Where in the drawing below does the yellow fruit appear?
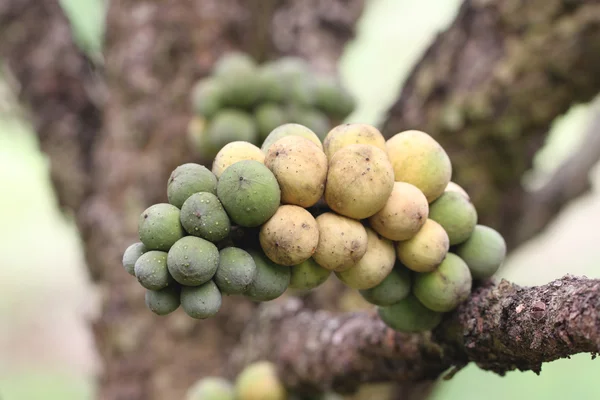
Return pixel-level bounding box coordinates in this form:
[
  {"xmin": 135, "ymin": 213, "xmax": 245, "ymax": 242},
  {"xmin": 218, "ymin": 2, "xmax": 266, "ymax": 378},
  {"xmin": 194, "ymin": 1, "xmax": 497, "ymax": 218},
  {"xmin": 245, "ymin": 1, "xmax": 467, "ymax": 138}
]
[
  {"xmin": 235, "ymin": 361, "xmax": 287, "ymax": 400},
  {"xmin": 396, "ymin": 219, "xmax": 449, "ymax": 272},
  {"xmin": 445, "ymin": 181, "xmax": 470, "ymax": 200},
  {"xmin": 212, "ymin": 141, "xmax": 265, "ymax": 178},
  {"xmin": 323, "ymin": 123, "xmax": 386, "ymax": 160}
]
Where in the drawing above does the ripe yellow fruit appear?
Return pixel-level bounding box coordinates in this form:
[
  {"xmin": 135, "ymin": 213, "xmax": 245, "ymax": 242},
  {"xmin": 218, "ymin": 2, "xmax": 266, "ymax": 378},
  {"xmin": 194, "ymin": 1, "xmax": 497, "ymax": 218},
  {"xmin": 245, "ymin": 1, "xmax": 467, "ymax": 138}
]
[
  {"xmin": 212, "ymin": 141, "xmax": 265, "ymax": 178},
  {"xmin": 396, "ymin": 219, "xmax": 449, "ymax": 272},
  {"xmin": 323, "ymin": 123, "xmax": 386, "ymax": 160},
  {"xmin": 235, "ymin": 361, "xmax": 287, "ymax": 400}
]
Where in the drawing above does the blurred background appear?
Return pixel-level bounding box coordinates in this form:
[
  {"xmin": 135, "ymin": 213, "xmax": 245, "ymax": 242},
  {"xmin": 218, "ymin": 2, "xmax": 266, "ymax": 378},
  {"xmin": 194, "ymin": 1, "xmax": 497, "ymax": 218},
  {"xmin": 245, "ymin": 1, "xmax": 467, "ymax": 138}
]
[{"xmin": 1, "ymin": 0, "xmax": 599, "ymax": 399}]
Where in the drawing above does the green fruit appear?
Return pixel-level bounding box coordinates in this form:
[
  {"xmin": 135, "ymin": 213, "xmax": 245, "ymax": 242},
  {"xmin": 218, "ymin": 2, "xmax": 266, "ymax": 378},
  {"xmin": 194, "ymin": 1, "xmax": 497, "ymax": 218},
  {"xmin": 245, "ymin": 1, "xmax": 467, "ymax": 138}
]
[
  {"xmin": 378, "ymin": 294, "xmax": 443, "ymax": 333},
  {"xmin": 181, "ymin": 280, "xmax": 222, "ymax": 319},
  {"xmin": 207, "ymin": 109, "xmax": 259, "ymax": 149},
  {"xmin": 167, "ymin": 163, "xmax": 218, "ymax": 208},
  {"xmin": 214, "ymin": 247, "xmax": 257, "ymax": 295},
  {"xmin": 271, "ymin": 56, "xmax": 309, "ymax": 82},
  {"xmin": 245, "ymin": 249, "xmax": 291, "ymax": 302},
  {"xmin": 190, "ymin": 78, "xmax": 222, "ymax": 119},
  {"xmin": 429, "ymin": 191, "xmax": 477, "ymax": 245},
  {"xmin": 216, "ymin": 160, "xmax": 281, "ymax": 227},
  {"xmin": 255, "ymin": 103, "xmax": 288, "ymax": 141},
  {"xmin": 213, "ymin": 53, "xmax": 261, "ymax": 109},
  {"xmin": 260, "ymin": 123, "xmax": 323, "ymax": 153},
  {"xmin": 167, "ymin": 236, "xmax": 219, "ymax": 286},
  {"xmin": 314, "ymin": 77, "xmax": 356, "ymax": 118},
  {"xmin": 186, "ymin": 377, "xmax": 235, "ymax": 400},
  {"xmin": 187, "ymin": 117, "xmax": 219, "ymax": 160},
  {"xmin": 256, "ymin": 65, "xmax": 287, "ymax": 103},
  {"xmin": 145, "ymin": 285, "xmax": 181, "ymax": 316},
  {"xmin": 455, "ymin": 225, "xmax": 506, "ymax": 279},
  {"xmin": 289, "ymin": 78, "xmax": 316, "ymax": 107},
  {"xmin": 134, "ymin": 250, "xmax": 173, "ymax": 290},
  {"xmin": 289, "ymin": 108, "xmax": 330, "ymax": 140},
  {"xmin": 213, "ymin": 51, "xmax": 256, "ymax": 77},
  {"xmin": 413, "ymin": 253, "xmax": 472, "ymax": 312},
  {"xmin": 235, "ymin": 361, "xmax": 287, "ymax": 400},
  {"xmin": 289, "ymin": 258, "xmax": 331, "ymax": 291},
  {"xmin": 180, "ymin": 192, "xmax": 231, "ymax": 242},
  {"xmin": 138, "ymin": 203, "xmax": 185, "ymax": 251},
  {"xmin": 359, "ymin": 265, "xmax": 411, "ymax": 306},
  {"xmin": 122, "ymin": 242, "xmax": 146, "ymax": 276}
]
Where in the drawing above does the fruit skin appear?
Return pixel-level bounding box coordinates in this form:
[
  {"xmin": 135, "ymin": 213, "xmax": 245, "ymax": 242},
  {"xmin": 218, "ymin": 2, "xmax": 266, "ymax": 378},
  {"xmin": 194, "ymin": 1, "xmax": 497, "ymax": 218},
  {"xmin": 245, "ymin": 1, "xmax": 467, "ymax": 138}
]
[
  {"xmin": 167, "ymin": 163, "xmax": 218, "ymax": 209},
  {"xmin": 323, "ymin": 123, "xmax": 386, "ymax": 160},
  {"xmin": 167, "ymin": 236, "xmax": 219, "ymax": 286},
  {"xmin": 289, "ymin": 108, "xmax": 331, "ymax": 141},
  {"xmin": 180, "ymin": 280, "xmax": 223, "ymax": 319},
  {"xmin": 212, "ymin": 141, "xmax": 265, "ymax": 179},
  {"xmin": 396, "ymin": 219, "xmax": 449, "ymax": 273},
  {"xmin": 138, "ymin": 203, "xmax": 186, "ymax": 251},
  {"xmin": 324, "ymin": 144, "xmax": 395, "ymax": 220},
  {"xmin": 265, "ymin": 136, "xmax": 328, "ymax": 207},
  {"xmin": 259, "ymin": 205, "xmax": 319, "ymax": 266},
  {"xmin": 245, "ymin": 249, "xmax": 291, "ymax": 302},
  {"xmin": 122, "ymin": 242, "xmax": 146, "ymax": 276},
  {"xmin": 312, "ymin": 212, "xmax": 368, "ymax": 272},
  {"xmin": 145, "ymin": 285, "xmax": 181, "ymax": 316},
  {"xmin": 235, "ymin": 361, "xmax": 287, "ymax": 400},
  {"xmin": 386, "ymin": 130, "xmax": 452, "ymax": 203},
  {"xmin": 335, "ymin": 228, "xmax": 396, "ymax": 290},
  {"xmin": 359, "ymin": 264, "xmax": 411, "ymax": 306},
  {"xmin": 134, "ymin": 250, "xmax": 173, "ymax": 290},
  {"xmin": 413, "ymin": 253, "xmax": 473, "ymax": 312},
  {"xmin": 445, "ymin": 181, "xmax": 470, "ymax": 199},
  {"xmin": 455, "ymin": 225, "xmax": 506, "ymax": 279},
  {"xmin": 313, "ymin": 77, "xmax": 356, "ymax": 119},
  {"xmin": 261, "ymin": 123, "xmax": 323, "ymax": 153},
  {"xmin": 216, "ymin": 160, "xmax": 281, "ymax": 228},
  {"xmin": 185, "ymin": 377, "xmax": 235, "ymax": 400},
  {"xmin": 378, "ymin": 294, "xmax": 443, "ymax": 333},
  {"xmin": 180, "ymin": 192, "xmax": 231, "ymax": 242},
  {"xmin": 256, "ymin": 66, "xmax": 287, "ymax": 104},
  {"xmin": 190, "ymin": 78, "xmax": 222, "ymax": 119},
  {"xmin": 207, "ymin": 109, "xmax": 259, "ymax": 150},
  {"xmin": 289, "ymin": 258, "xmax": 331, "ymax": 291},
  {"xmin": 213, "ymin": 51, "xmax": 256, "ymax": 77},
  {"xmin": 187, "ymin": 116, "xmax": 219, "ymax": 160},
  {"xmin": 214, "ymin": 247, "xmax": 257, "ymax": 295},
  {"xmin": 368, "ymin": 181, "xmax": 429, "ymax": 241},
  {"xmin": 429, "ymin": 191, "xmax": 477, "ymax": 245},
  {"xmin": 213, "ymin": 52, "xmax": 261, "ymax": 109},
  {"xmin": 255, "ymin": 103, "xmax": 288, "ymax": 141}
]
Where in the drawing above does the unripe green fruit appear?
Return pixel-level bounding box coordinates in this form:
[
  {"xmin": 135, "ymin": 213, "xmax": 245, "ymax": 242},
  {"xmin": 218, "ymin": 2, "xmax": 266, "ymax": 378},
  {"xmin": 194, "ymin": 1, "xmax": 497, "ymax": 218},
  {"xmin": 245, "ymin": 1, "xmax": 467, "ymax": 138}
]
[
  {"xmin": 180, "ymin": 192, "xmax": 231, "ymax": 242},
  {"xmin": 167, "ymin": 236, "xmax": 219, "ymax": 286},
  {"xmin": 261, "ymin": 123, "xmax": 323, "ymax": 153},
  {"xmin": 190, "ymin": 78, "xmax": 222, "ymax": 119},
  {"xmin": 235, "ymin": 361, "xmax": 287, "ymax": 400},
  {"xmin": 213, "ymin": 52, "xmax": 256, "ymax": 77},
  {"xmin": 445, "ymin": 181, "xmax": 470, "ymax": 199},
  {"xmin": 313, "ymin": 76, "xmax": 356, "ymax": 119},
  {"xmin": 455, "ymin": 225, "xmax": 506, "ymax": 279},
  {"xmin": 289, "ymin": 108, "xmax": 331, "ymax": 140},
  {"xmin": 167, "ymin": 163, "xmax": 218, "ymax": 209},
  {"xmin": 207, "ymin": 110, "xmax": 259, "ymax": 149},
  {"xmin": 378, "ymin": 294, "xmax": 443, "ymax": 333},
  {"xmin": 256, "ymin": 66, "xmax": 287, "ymax": 103},
  {"xmin": 145, "ymin": 285, "xmax": 181, "ymax": 316},
  {"xmin": 271, "ymin": 56, "xmax": 309, "ymax": 82},
  {"xmin": 138, "ymin": 203, "xmax": 185, "ymax": 251},
  {"xmin": 396, "ymin": 219, "xmax": 449, "ymax": 272},
  {"xmin": 187, "ymin": 117, "xmax": 219, "ymax": 161},
  {"xmin": 214, "ymin": 247, "xmax": 257, "ymax": 295},
  {"xmin": 359, "ymin": 265, "xmax": 411, "ymax": 306},
  {"xmin": 429, "ymin": 191, "xmax": 478, "ymax": 245},
  {"xmin": 186, "ymin": 377, "xmax": 235, "ymax": 400},
  {"xmin": 289, "ymin": 258, "xmax": 331, "ymax": 291},
  {"xmin": 245, "ymin": 249, "xmax": 291, "ymax": 302},
  {"xmin": 289, "ymin": 78, "xmax": 316, "ymax": 107},
  {"xmin": 212, "ymin": 141, "xmax": 266, "ymax": 179},
  {"xmin": 134, "ymin": 250, "xmax": 173, "ymax": 290},
  {"xmin": 216, "ymin": 160, "xmax": 281, "ymax": 228},
  {"xmin": 122, "ymin": 242, "xmax": 146, "ymax": 276},
  {"xmin": 255, "ymin": 103, "xmax": 288, "ymax": 141},
  {"xmin": 219, "ymin": 73, "xmax": 263, "ymax": 109},
  {"xmin": 413, "ymin": 253, "xmax": 472, "ymax": 312},
  {"xmin": 181, "ymin": 280, "xmax": 222, "ymax": 319}
]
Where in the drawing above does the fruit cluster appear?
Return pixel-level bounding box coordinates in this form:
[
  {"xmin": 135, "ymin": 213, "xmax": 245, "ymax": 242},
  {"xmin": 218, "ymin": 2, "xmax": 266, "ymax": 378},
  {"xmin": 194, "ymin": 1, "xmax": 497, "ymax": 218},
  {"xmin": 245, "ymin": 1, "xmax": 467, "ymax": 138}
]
[
  {"xmin": 187, "ymin": 51, "xmax": 356, "ymax": 161},
  {"xmin": 122, "ymin": 122, "xmax": 507, "ymax": 333}
]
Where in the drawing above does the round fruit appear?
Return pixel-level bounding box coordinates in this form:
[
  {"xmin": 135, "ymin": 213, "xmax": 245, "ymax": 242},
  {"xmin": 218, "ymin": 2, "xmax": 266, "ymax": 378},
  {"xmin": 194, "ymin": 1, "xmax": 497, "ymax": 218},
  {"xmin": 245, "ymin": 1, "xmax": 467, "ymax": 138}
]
[
  {"xmin": 190, "ymin": 78, "xmax": 222, "ymax": 119},
  {"xmin": 167, "ymin": 236, "xmax": 219, "ymax": 286},
  {"xmin": 289, "ymin": 258, "xmax": 331, "ymax": 291},
  {"xmin": 368, "ymin": 181, "xmax": 429, "ymax": 241},
  {"xmin": 245, "ymin": 249, "xmax": 291, "ymax": 302},
  {"xmin": 207, "ymin": 110, "xmax": 259, "ymax": 149},
  {"xmin": 212, "ymin": 141, "xmax": 265, "ymax": 179},
  {"xmin": 335, "ymin": 228, "xmax": 396, "ymax": 290},
  {"xmin": 396, "ymin": 219, "xmax": 449, "ymax": 273},
  {"xmin": 265, "ymin": 136, "xmax": 328, "ymax": 207},
  {"xmin": 445, "ymin": 181, "xmax": 470, "ymax": 199},
  {"xmin": 386, "ymin": 130, "xmax": 452, "ymax": 203},
  {"xmin": 167, "ymin": 163, "xmax": 218, "ymax": 209},
  {"xmin": 186, "ymin": 377, "xmax": 235, "ymax": 400},
  {"xmin": 323, "ymin": 123, "xmax": 386, "ymax": 160},
  {"xmin": 260, "ymin": 123, "xmax": 323, "ymax": 153},
  {"xmin": 216, "ymin": 160, "xmax": 281, "ymax": 227},
  {"xmin": 214, "ymin": 247, "xmax": 257, "ymax": 295},
  {"xmin": 122, "ymin": 242, "xmax": 146, "ymax": 276},
  {"xmin": 271, "ymin": 56, "xmax": 309, "ymax": 82},
  {"xmin": 259, "ymin": 205, "xmax": 319, "ymax": 266},
  {"xmin": 359, "ymin": 265, "xmax": 411, "ymax": 306},
  {"xmin": 313, "ymin": 77, "xmax": 356, "ymax": 118},
  {"xmin": 255, "ymin": 103, "xmax": 288, "ymax": 141},
  {"xmin": 134, "ymin": 250, "xmax": 173, "ymax": 290},
  {"xmin": 429, "ymin": 191, "xmax": 477, "ymax": 245},
  {"xmin": 289, "ymin": 108, "xmax": 330, "ymax": 140},
  {"xmin": 378, "ymin": 295, "xmax": 443, "ymax": 333},
  {"xmin": 213, "ymin": 53, "xmax": 261, "ymax": 108},
  {"xmin": 180, "ymin": 192, "xmax": 231, "ymax": 242},
  {"xmin": 213, "ymin": 51, "xmax": 256, "ymax": 77},
  {"xmin": 312, "ymin": 212, "xmax": 368, "ymax": 272},
  {"xmin": 235, "ymin": 361, "xmax": 287, "ymax": 400},
  {"xmin": 256, "ymin": 66, "xmax": 286, "ymax": 103},
  {"xmin": 181, "ymin": 280, "xmax": 223, "ymax": 319},
  {"xmin": 188, "ymin": 116, "xmax": 219, "ymax": 160},
  {"xmin": 288, "ymin": 78, "xmax": 316, "ymax": 107},
  {"xmin": 455, "ymin": 225, "xmax": 506, "ymax": 279},
  {"xmin": 138, "ymin": 203, "xmax": 185, "ymax": 251},
  {"xmin": 145, "ymin": 285, "xmax": 181, "ymax": 316},
  {"xmin": 324, "ymin": 144, "xmax": 394, "ymax": 219}
]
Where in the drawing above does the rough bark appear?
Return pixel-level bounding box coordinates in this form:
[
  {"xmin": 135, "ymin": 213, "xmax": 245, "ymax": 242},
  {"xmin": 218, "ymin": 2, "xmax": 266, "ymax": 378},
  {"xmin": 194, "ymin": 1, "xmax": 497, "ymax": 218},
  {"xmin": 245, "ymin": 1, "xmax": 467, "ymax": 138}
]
[
  {"xmin": 382, "ymin": 0, "xmax": 600, "ymax": 249},
  {"xmin": 232, "ymin": 275, "xmax": 600, "ymax": 395}
]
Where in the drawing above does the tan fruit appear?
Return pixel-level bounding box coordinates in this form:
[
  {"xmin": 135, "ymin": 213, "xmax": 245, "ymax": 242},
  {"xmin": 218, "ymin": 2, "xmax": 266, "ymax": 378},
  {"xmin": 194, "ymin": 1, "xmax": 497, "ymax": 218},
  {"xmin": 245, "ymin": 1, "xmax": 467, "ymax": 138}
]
[
  {"xmin": 312, "ymin": 212, "xmax": 368, "ymax": 272},
  {"xmin": 324, "ymin": 144, "xmax": 395, "ymax": 219},
  {"xmin": 335, "ymin": 228, "xmax": 396, "ymax": 290},
  {"xmin": 396, "ymin": 219, "xmax": 449, "ymax": 272},
  {"xmin": 265, "ymin": 136, "xmax": 328, "ymax": 207},
  {"xmin": 259, "ymin": 205, "xmax": 319, "ymax": 266},
  {"xmin": 386, "ymin": 130, "xmax": 452, "ymax": 203},
  {"xmin": 235, "ymin": 361, "xmax": 287, "ymax": 400},
  {"xmin": 368, "ymin": 182, "xmax": 429, "ymax": 241},
  {"xmin": 323, "ymin": 123, "xmax": 386, "ymax": 160},
  {"xmin": 445, "ymin": 181, "xmax": 470, "ymax": 199},
  {"xmin": 212, "ymin": 141, "xmax": 265, "ymax": 178}
]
